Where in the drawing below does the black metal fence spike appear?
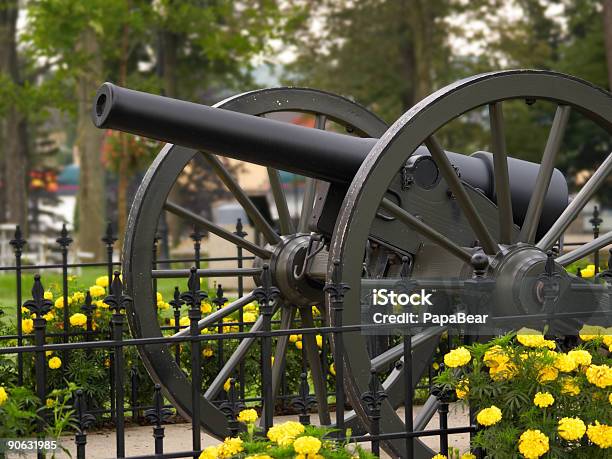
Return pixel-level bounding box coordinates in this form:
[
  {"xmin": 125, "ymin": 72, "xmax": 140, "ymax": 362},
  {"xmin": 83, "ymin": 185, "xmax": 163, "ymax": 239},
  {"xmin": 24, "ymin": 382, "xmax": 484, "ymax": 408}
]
[
  {"xmin": 81, "ymin": 291, "xmax": 96, "ymax": 315},
  {"xmin": 590, "ymin": 205, "xmax": 602, "ymax": 229},
  {"xmin": 74, "ymin": 389, "xmax": 96, "ymax": 432},
  {"xmin": 180, "ymin": 267, "xmax": 207, "ymax": 307},
  {"xmin": 102, "ymin": 221, "xmax": 117, "ymax": 246},
  {"xmin": 56, "ymin": 223, "xmax": 73, "ymax": 247},
  {"xmin": 219, "ymin": 378, "xmax": 245, "ymax": 436},
  {"xmin": 103, "ymin": 272, "xmax": 132, "ymax": 313},
  {"xmin": 324, "ymin": 259, "xmax": 350, "ymax": 304},
  {"xmin": 190, "ymin": 226, "xmax": 203, "ymax": 242},
  {"xmin": 212, "ymin": 284, "xmax": 227, "ymax": 309},
  {"xmin": 170, "ymin": 286, "xmax": 183, "ymax": 310},
  {"xmin": 144, "ymin": 384, "xmax": 172, "ymax": 427},
  {"xmin": 291, "ymin": 372, "xmax": 316, "ymax": 425},
  {"xmin": 253, "ymin": 265, "xmax": 280, "ymax": 312},
  {"xmin": 361, "ymin": 370, "xmax": 387, "ymax": 415},
  {"xmin": 23, "ymin": 275, "xmax": 53, "ymax": 318},
  {"xmin": 234, "ymin": 218, "xmax": 247, "ymax": 237},
  {"xmin": 10, "ymin": 225, "xmax": 26, "ymax": 252}
]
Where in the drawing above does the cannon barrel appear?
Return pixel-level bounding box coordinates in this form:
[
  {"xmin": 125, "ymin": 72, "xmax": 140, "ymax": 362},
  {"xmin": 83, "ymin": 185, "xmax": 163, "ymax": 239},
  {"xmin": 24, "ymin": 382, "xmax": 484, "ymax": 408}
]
[{"xmin": 92, "ymin": 83, "xmax": 568, "ymax": 233}]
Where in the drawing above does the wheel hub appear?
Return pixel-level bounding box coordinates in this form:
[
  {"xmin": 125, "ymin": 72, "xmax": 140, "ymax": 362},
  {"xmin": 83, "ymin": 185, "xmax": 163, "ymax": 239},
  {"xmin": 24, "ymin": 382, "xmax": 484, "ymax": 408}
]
[{"xmin": 256, "ymin": 234, "xmax": 324, "ymax": 307}]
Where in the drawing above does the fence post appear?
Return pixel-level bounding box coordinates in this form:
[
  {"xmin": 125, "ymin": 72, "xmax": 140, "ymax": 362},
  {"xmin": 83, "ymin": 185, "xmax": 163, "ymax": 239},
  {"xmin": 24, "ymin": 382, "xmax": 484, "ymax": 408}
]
[
  {"xmin": 254, "ymin": 265, "xmax": 279, "ymax": 432},
  {"xmin": 191, "ymin": 226, "xmax": 202, "ymax": 269},
  {"xmin": 324, "ymin": 259, "xmax": 349, "ymax": 437},
  {"xmin": 81, "ymin": 292, "xmax": 96, "ymax": 355},
  {"xmin": 180, "ymin": 267, "xmax": 206, "ymax": 458},
  {"xmin": 102, "ymin": 221, "xmax": 117, "ymax": 287},
  {"xmin": 56, "ymin": 225, "xmax": 72, "ymax": 361},
  {"xmin": 361, "ymin": 369, "xmax": 387, "ymax": 457},
  {"xmin": 220, "ymin": 378, "xmax": 245, "ymax": 437},
  {"xmin": 170, "ymin": 286, "xmax": 184, "ymax": 365},
  {"xmin": 590, "ymin": 205, "xmax": 602, "ymax": 274},
  {"xmin": 433, "ymin": 386, "xmax": 452, "ymax": 457},
  {"xmin": 212, "ymin": 284, "xmax": 228, "ymax": 384},
  {"xmin": 291, "ymin": 372, "xmax": 316, "ymax": 426},
  {"xmin": 144, "ymin": 384, "xmax": 172, "ymax": 458},
  {"xmin": 104, "ymin": 271, "xmax": 131, "ymax": 458},
  {"xmin": 130, "ymin": 366, "xmax": 140, "ymax": 422},
  {"xmin": 10, "ymin": 225, "xmax": 26, "ymax": 385},
  {"xmin": 234, "ymin": 218, "xmax": 247, "ymax": 401},
  {"xmin": 23, "ymin": 275, "xmax": 52, "ymax": 459},
  {"xmin": 74, "ymin": 389, "xmax": 95, "ymax": 459}
]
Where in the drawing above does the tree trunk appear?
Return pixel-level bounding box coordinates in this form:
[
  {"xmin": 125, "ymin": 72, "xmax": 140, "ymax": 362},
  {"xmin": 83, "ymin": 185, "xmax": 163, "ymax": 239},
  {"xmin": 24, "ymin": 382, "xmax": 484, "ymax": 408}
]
[
  {"xmin": 0, "ymin": 0, "xmax": 28, "ymax": 229},
  {"xmin": 604, "ymin": 0, "xmax": 612, "ymax": 91},
  {"xmin": 75, "ymin": 27, "xmax": 105, "ymax": 259}
]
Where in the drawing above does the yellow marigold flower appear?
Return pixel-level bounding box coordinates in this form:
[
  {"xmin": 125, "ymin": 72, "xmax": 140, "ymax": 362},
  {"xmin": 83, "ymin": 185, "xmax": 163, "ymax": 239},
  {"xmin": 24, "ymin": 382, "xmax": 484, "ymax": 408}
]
[
  {"xmin": 48, "ymin": 356, "xmax": 62, "ymax": 370},
  {"xmin": 460, "ymin": 454, "xmax": 476, "ymax": 459},
  {"xmin": 489, "ymin": 362, "xmax": 517, "ymax": 381},
  {"xmin": 295, "ymin": 340, "xmax": 303, "ymax": 350},
  {"xmin": 89, "ymin": 285, "xmax": 105, "ymax": 298},
  {"xmin": 533, "ymin": 392, "xmax": 554, "ymax": 408},
  {"xmin": 586, "ymin": 364, "xmax": 612, "ymax": 388},
  {"xmin": 289, "ymin": 334, "xmax": 301, "ymax": 343},
  {"xmin": 456, "ymin": 378, "xmax": 469, "ymax": 400},
  {"xmin": 96, "ymin": 276, "xmax": 109, "ymax": 288},
  {"xmin": 42, "ymin": 311, "xmax": 54, "ymax": 322},
  {"xmin": 45, "ymin": 351, "xmax": 53, "ymax": 357},
  {"xmin": 558, "ymin": 417, "xmax": 586, "ymax": 441},
  {"xmin": 0, "ymin": 386, "xmax": 8, "ymax": 405},
  {"xmin": 200, "ymin": 302, "xmax": 212, "ymax": 314},
  {"xmin": 223, "ymin": 379, "xmax": 232, "ymax": 392},
  {"xmin": 69, "ymin": 313, "xmax": 87, "ymax": 328},
  {"xmin": 46, "ymin": 398, "xmax": 55, "ymax": 408},
  {"xmin": 198, "ymin": 445, "xmax": 219, "ymax": 459},
  {"xmin": 96, "ymin": 300, "xmax": 108, "ymax": 309},
  {"xmin": 243, "ymin": 312, "xmax": 256, "ymax": 323},
  {"xmin": 44, "ymin": 291, "xmax": 53, "ymax": 300},
  {"xmin": 267, "ymin": 421, "xmax": 305, "ymax": 446},
  {"xmin": 246, "ymin": 456, "xmax": 273, "ymax": 459},
  {"xmin": 431, "ymin": 455, "xmax": 447, "ymax": 459},
  {"xmin": 72, "ymin": 291, "xmax": 85, "ymax": 303},
  {"xmin": 609, "ymin": 392, "xmax": 612, "ymax": 406},
  {"xmin": 579, "ymin": 324, "xmax": 605, "ymax": 341},
  {"xmin": 555, "ymin": 353, "xmax": 578, "ymax": 372},
  {"xmin": 516, "ymin": 328, "xmax": 546, "ymax": 347},
  {"xmin": 483, "ymin": 345, "xmax": 508, "ymax": 368},
  {"xmin": 22, "ymin": 318, "xmax": 33, "ymax": 334},
  {"xmin": 244, "ymin": 301, "xmax": 257, "ymax": 312},
  {"xmin": 587, "ymin": 421, "xmax": 612, "ymax": 448},
  {"xmin": 581, "ymin": 264, "xmax": 596, "ymax": 278},
  {"xmin": 312, "ymin": 305, "xmax": 320, "ymax": 316},
  {"xmin": 220, "ymin": 437, "xmax": 243, "ymax": 456},
  {"xmin": 561, "ymin": 378, "xmax": 581, "ymax": 396},
  {"xmin": 476, "ymin": 405, "xmax": 502, "ymax": 426},
  {"xmin": 518, "ymin": 429, "xmax": 549, "ymax": 458},
  {"xmin": 443, "ymin": 347, "xmax": 471, "ymax": 368},
  {"xmin": 237, "ymin": 408, "xmax": 258, "ymax": 423},
  {"xmin": 54, "ymin": 296, "xmax": 72, "ymax": 308},
  {"xmin": 293, "ymin": 436, "xmax": 322, "ymax": 455},
  {"xmin": 179, "ymin": 316, "xmax": 190, "ymax": 327},
  {"xmin": 568, "ymin": 349, "xmax": 592, "ymax": 367},
  {"xmin": 202, "ymin": 348, "xmax": 213, "ymax": 358},
  {"xmin": 329, "ymin": 363, "xmax": 336, "ymax": 376},
  {"xmin": 316, "ymin": 335, "xmax": 323, "ymax": 348},
  {"xmin": 537, "ymin": 366, "xmax": 558, "ymax": 383},
  {"xmin": 156, "ymin": 292, "xmax": 162, "ymax": 303}
]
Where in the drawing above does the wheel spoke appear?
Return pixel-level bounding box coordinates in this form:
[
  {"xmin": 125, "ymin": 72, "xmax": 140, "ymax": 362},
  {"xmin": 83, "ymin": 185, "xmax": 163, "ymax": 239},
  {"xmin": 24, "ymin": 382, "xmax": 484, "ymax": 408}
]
[
  {"xmin": 152, "ymin": 268, "xmax": 261, "ymax": 279},
  {"xmin": 164, "ymin": 201, "xmax": 272, "ymax": 259},
  {"xmin": 414, "ymin": 394, "xmax": 440, "ymax": 430},
  {"xmin": 201, "ymin": 152, "xmax": 281, "ymax": 244},
  {"xmin": 538, "ymin": 151, "xmax": 612, "ymax": 251},
  {"xmin": 172, "ymin": 294, "xmax": 256, "ymax": 338},
  {"xmin": 380, "ymin": 198, "xmax": 472, "ymax": 263},
  {"xmin": 370, "ymin": 327, "xmax": 445, "ymax": 372},
  {"xmin": 300, "ymin": 305, "xmax": 331, "ymax": 425},
  {"xmin": 489, "ymin": 102, "xmax": 514, "ymax": 244},
  {"xmin": 260, "ymin": 306, "xmax": 296, "ymax": 426},
  {"xmin": 425, "ymin": 136, "xmax": 499, "ymax": 254},
  {"xmin": 204, "ymin": 314, "xmax": 266, "ymax": 401},
  {"xmin": 556, "ymin": 229, "xmax": 612, "ymax": 266},
  {"xmin": 519, "ymin": 105, "xmax": 571, "ymax": 244},
  {"xmin": 268, "ymin": 167, "xmax": 295, "ymax": 235},
  {"xmin": 297, "ymin": 115, "xmax": 326, "ymax": 233}
]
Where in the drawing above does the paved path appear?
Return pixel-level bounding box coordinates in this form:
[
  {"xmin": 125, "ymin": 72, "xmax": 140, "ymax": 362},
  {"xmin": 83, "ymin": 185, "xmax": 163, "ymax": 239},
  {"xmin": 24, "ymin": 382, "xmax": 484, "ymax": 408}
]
[{"xmin": 10, "ymin": 404, "xmax": 471, "ymax": 458}]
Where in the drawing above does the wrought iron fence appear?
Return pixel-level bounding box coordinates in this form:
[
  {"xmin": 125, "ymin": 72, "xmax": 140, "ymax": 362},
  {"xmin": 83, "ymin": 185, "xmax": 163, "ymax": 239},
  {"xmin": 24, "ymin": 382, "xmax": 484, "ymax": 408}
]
[{"xmin": 0, "ymin": 206, "xmax": 607, "ymax": 459}]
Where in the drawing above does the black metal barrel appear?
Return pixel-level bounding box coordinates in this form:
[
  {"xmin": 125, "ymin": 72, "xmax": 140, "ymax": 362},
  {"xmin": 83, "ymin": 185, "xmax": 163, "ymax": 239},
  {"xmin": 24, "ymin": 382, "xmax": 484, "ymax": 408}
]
[{"xmin": 92, "ymin": 83, "xmax": 567, "ymax": 233}]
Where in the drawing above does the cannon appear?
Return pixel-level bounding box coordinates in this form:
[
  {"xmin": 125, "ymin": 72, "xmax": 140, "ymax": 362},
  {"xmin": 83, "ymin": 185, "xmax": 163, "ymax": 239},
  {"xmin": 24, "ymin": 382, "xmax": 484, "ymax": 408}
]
[{"xmin": 93, "ymin": 70, "xmax": 612, "ymax": 458}]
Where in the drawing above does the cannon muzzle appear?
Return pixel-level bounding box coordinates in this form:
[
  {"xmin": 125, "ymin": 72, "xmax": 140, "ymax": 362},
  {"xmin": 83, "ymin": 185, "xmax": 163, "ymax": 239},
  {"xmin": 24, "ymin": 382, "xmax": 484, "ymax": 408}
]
[{"xmin": 92, "ymin": 83, "xmax": 568, "ymax": 233}]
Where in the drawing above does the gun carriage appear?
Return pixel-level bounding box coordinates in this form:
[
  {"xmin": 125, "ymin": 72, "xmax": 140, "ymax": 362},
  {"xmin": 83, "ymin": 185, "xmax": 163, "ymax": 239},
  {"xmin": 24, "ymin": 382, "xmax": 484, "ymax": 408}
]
[{"xmin": 93, "ymin": 70, "xmax": 612, "ymax": 458}]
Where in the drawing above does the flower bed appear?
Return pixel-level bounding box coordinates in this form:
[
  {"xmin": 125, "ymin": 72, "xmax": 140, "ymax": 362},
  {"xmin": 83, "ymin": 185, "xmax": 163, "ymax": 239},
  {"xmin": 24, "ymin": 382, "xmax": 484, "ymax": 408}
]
[{"xmin": 436, "ymin": 327, "xmax": 612, "ymax": 458}]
